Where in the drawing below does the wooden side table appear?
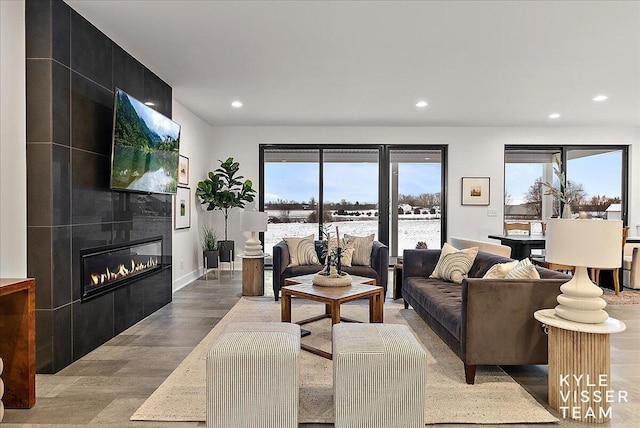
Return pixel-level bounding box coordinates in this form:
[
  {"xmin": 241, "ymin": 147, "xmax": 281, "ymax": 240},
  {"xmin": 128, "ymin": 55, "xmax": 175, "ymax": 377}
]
[
  {"xmin": 534, "ymin": 309, "xmax": 626, "ymax": 423},
  {"xmin": 393, "ymin": 257, "xmax": 403, "ymax": 299},
  {"xmin": 0, "ymin": 278, "xmax": 36, "ymax": 408},
  {"xmin": 238, "ymin": 254, "xmax": 268, "ymax": 296}
]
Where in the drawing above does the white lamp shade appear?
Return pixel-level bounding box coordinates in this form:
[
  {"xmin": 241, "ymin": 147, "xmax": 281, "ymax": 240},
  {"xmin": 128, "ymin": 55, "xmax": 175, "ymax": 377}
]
[
  {"xmin": 241, "ymin": 210, "xmax": 268, "ymax": 232},
  {"xmin": 546, "ymin": 219, "xmax": 622, "ymax": 268}
]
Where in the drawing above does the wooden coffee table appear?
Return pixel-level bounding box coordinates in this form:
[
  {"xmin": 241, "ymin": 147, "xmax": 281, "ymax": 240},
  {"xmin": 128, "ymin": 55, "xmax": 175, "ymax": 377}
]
[
  {"xmin": 283, "ymin": 273, "xmax": 376, "ymax": 287},
  {"xmin": 281, "ymin": 280, "xmax": 384, "ymax": 360}
]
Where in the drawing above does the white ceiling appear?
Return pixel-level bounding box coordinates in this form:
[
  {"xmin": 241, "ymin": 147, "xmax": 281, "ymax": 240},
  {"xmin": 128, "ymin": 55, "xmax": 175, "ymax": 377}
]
[{"xmin": 66, "ymin": 0, "xmax": 640, "ymax": 127}]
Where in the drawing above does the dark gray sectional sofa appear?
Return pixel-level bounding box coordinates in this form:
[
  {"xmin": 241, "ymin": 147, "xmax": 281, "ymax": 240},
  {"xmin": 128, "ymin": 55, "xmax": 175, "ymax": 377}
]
[
  {"xmin": 402, "ymin": 249, "xmax": 570, "ymax": 384},
  {"xmin": 272, "ymin": 240, "xmax": 389, "ymax": 301}
]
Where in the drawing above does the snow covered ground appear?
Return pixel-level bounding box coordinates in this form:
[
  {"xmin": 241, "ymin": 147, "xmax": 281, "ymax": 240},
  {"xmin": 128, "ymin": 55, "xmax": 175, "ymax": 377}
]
[{"xmin": 264, "ymin": 219, "xmax": 441, "ymax": 257}]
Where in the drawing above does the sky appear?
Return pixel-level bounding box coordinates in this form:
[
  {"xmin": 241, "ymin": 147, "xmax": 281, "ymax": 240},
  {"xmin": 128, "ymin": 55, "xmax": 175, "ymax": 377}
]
[
  {"xmin": 265, "ymin": 162, "xmax": 441, "ymax": 204},
  {"xmin": 506, "ymin": 151, "xmax": 622, "ymax": 205},
  {"xmin": 265, "ymin": 151, "xmax": 621, "ymax": 206},
  {"xmin": 125, "ymin": 91, "xmax": 181, "ymax": 139}
]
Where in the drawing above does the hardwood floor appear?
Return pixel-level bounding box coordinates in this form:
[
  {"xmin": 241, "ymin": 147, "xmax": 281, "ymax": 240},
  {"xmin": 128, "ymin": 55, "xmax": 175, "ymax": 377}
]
[{"xmin": 3, "ymin": 271, "xmax": 638, "ymax": 427}]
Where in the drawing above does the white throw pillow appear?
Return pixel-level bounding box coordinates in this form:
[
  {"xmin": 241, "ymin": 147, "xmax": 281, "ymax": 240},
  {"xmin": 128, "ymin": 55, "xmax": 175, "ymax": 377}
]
[
  {"xmin": 504, "ymin": 258, "xmax": 541, "ymax": 279},
  {"xmin": 326, "ymin": 238, "xmax": 355, "ymax": 267},
  {"xmin": 482, "ymin": 260, "xmax": 519, "ymax": 279},
  {"xmin": 344, "ymin": 234, "xmax": 375, "ymax": 267},
  {"xmin": 284, "ymin": 235, "xmax": 320, "ymax": 267},
  {"xmin": 430, "ymin": 242, "xmax": 479, "ymax": 284}
]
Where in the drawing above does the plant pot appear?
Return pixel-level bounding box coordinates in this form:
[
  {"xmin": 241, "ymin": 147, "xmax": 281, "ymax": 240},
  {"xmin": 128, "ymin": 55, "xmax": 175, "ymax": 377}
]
[
  {"xmin": 203, "ymin": 250, "xmax": 219, "ymax": 268},
  {"xmin": 218, "ymin": 240, "xmax": 234, "ymax": 263}
]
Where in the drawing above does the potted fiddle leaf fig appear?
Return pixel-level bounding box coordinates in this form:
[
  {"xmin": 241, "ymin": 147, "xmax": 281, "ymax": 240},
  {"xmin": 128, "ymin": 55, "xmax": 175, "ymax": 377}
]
[{"xmin": 196, "ymin": 157, "xmax": 256, "ymax": 263}]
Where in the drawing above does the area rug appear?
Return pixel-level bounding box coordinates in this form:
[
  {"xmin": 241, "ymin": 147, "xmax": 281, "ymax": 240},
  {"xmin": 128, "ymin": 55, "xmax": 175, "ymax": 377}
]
[
  {"xmin": 602, "ymin": 287, "xmax": 640, "ymax": 305},
  {"xmin": 131, "ymin": 297, "xmax": 558, "ymax": 424}
]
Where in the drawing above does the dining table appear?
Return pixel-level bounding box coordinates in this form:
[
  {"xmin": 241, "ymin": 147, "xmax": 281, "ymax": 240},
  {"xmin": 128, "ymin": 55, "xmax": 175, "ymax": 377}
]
[{"xmin": 487, "ymin": 234, "xmax": 546, "ymax": 260}]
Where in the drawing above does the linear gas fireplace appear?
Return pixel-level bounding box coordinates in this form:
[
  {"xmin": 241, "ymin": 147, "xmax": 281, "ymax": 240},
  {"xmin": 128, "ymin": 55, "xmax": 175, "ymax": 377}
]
[{"xmin": 81, "ymin": 237, "xmax": 163, "ymax": 301}]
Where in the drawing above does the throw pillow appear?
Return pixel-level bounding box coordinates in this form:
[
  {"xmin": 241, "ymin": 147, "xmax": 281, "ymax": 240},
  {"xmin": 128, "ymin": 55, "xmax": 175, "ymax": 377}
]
[
  {"xmin": 504, "ymin": 258, "xmax": 541, "ymax": 280},
  {"xmin": 326, "ymin": 238, "xmax": 355, "ymax": 267},
  {"xmin": 482, "ymin": 260, "xmax": 519, "ymax": 279},
  {"xmin": 430, "ymin": 242, "xmax": 479, "ymax": 284},
  {"xmin": 284, "ymin": 235, "xmax": 320, "ymax": 267},
  {"xmin": 344, "ymin": 234, "xmax": 375, "ymax": 267}
]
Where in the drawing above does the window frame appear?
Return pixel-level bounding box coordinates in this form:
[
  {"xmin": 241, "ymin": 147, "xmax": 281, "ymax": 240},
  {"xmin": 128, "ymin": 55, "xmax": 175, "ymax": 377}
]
[{"xmin": 504, "ymin": 144, "xmax": 629, "ymax": 225}]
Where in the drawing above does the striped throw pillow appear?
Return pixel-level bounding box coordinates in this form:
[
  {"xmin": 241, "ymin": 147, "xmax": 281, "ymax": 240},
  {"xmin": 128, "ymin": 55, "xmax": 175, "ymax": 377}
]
[
  {"xmin": 430, "ymin": 243, "xmax": 479, "ymax": 284},
  {"xmin": 482, "ymin": 260, "xmax": 519, "ymax": 279},
  {"xmin": 505, "ymin": 258, "xmax": 540, "ymax": 279},
  {"xmin": 284, "ymin": 235, "xmax": 320, "ymax": 267}
]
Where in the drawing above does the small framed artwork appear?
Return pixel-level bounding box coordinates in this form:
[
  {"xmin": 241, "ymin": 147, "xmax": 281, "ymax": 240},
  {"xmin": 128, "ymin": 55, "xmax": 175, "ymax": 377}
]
[
  {"xmin": 175, "ymin": 186, "xmax": 191, "ymax": 229},
  {"xmin": 461, "ymin": 177, "xmax": 490, "ymax": 206},
  {"xmin": 178, "ymin": 155, "xmax": 189, "ymax": 185}
]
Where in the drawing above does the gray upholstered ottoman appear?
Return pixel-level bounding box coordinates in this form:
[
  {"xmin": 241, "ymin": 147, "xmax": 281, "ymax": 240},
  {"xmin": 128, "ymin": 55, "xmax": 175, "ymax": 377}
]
[
  {"xmin": 206, "ymin": 322, "xmax": 301, "ymax": 428},
  {"xmin": 333, "ymin": 323, "xmax": 426, "ymax": 427}
]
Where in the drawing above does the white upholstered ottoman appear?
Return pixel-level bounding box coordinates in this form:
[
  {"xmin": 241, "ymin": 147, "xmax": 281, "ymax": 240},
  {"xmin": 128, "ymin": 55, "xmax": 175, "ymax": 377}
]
[
  {"xmin": 206, "ymin": 322, "xmax": 300, "ymax": 428},
  {"xmin": 333, "ymin": 323, "xmax": 426, "ymax": 428}
]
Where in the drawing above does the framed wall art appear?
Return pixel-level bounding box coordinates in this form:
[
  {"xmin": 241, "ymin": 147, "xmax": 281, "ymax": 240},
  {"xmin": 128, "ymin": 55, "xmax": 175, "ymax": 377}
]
[
  {"xmin": 461, "ymin": 177, "xmax": 490, "ymax": 206},
  {"xmin": 174, "ymin": 186, "xmax": 191, "ymax": 229},
  {"xmin": 178, "ymin": 155, "xmax": 189, "ymax": 185}
]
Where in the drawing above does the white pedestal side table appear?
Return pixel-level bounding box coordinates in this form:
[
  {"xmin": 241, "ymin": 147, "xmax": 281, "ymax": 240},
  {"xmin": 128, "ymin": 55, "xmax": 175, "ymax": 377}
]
[
  {"xmin": 534, "ymin": 309, "xmax": 626, "ymax": 423},
  {"xmin": 238, "ymin": 253, "xmax": 269, "ymax": 296}
]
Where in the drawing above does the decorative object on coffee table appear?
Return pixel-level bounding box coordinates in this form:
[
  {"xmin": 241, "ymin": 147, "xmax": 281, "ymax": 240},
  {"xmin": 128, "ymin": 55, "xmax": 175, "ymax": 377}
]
[
  {"xmin": 546, "ymin": 218, "xmax": 623, "ymax": 323},
  {"xmin": 313, "ymin": 226, "xmax": 352, "ymax": 287}
]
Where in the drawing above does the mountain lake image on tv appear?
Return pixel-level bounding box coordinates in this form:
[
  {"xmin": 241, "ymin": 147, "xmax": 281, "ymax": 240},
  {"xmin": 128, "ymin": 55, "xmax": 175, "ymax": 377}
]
[{"xmin": 111, "ymin": 88, "xmax": 181, "ymax": 194}]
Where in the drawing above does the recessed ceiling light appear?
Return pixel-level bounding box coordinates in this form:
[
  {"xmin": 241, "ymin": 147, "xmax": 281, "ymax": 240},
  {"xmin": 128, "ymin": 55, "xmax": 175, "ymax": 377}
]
[
  {"xmin": 415, "ymin": 101, "xmax": 428, "ymax": 108},
  {"xmin": 592, "ymin": 95, "xmax": 608, "ymax": 102},
  {"xmin": 231, "ymin": 101, "xmax": 243, "ymax": 108},
  {"xmin": 424, "ymin": 157, "xmax": 430, "ymax": 160},
  {"xmin": 548, "ymin": 113, "xmax": 561, "ymax": 119},
  {"xmin": 144, "ymin": 101, "xmax": 155, "ymax": 106}
]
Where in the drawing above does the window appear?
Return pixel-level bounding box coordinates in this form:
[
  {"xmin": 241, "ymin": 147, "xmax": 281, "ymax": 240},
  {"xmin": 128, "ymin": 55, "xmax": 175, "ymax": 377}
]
[
  {"xmin": 505, "ymin": 146, "xmax": 628, "ymax": 226},
  {"xmin": 260, "ymin": 144, "xmax": 447, "ymax": 265}
]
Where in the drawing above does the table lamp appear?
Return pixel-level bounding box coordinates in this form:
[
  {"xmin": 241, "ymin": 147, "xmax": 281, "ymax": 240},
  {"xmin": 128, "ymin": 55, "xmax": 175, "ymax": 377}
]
[
  {"xmin": 240, "ymin": 209, "xmax": 268, "ymax": 256},
  {"xmin": 546, "ymin": 218, "xmax": 623, "ymax": 324}
]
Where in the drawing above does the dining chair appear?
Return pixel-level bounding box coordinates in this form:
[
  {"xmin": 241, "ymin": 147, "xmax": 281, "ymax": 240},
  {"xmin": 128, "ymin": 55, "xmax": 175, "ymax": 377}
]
[
  {"xmin": 504, "ymin": 222, "xmax": 531, "ymax": 235},
  {"xmin": 590, "ymin": 225, "xmax": 629, "ymax": 295}
]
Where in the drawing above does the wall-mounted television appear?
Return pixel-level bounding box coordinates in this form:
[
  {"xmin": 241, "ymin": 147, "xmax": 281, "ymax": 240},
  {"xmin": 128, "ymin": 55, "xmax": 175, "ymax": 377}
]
[{"xmin": 110, "ymin": 88, "xmax": 181, "ymax": 194}]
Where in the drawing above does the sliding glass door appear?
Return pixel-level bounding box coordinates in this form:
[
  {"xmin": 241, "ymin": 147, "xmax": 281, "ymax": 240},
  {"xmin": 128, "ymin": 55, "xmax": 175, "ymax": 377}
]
[
  {"xmin": 262, "ymin": 149, "xmax": 320, "ymax": 256},
  {"xmin": 389, "ymin": 148, "xmax": 444, "ymax": 260},
  {"xmin": 323, "ymin": 149, "xmax": 379, "ymax": 239},
  {"xmin": 260, "ymin": 144, "xmax": 447, "ymax": 265}
]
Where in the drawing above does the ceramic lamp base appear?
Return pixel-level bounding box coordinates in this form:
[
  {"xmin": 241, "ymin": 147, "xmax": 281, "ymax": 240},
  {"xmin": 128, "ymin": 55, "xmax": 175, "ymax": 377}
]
[
  {"xmin": 554, "ymin": 266, "xmax": 608, "ymax": 324},
  {"xmin": 243, "ymin": 234, "xmax": 263, "ymax": 256}
]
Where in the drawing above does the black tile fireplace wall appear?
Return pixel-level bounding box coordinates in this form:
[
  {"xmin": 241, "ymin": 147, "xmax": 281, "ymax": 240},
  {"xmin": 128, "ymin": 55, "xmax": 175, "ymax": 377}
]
[{"xmin": 26, "ymin": 0, "xmax": 173, "ymax": 373}]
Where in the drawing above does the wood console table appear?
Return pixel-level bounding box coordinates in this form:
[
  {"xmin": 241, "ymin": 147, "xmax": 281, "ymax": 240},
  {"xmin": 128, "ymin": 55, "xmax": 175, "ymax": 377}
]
[{"xmin": 0, "ymin": 278, "xmax": 36, "ymax": 408}]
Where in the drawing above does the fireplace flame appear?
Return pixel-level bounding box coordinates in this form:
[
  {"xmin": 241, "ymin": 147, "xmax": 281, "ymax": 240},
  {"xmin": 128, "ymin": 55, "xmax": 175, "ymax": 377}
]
[{"xmin": 89, "ymin": 257, "xmax": 159, "ymax": 286}]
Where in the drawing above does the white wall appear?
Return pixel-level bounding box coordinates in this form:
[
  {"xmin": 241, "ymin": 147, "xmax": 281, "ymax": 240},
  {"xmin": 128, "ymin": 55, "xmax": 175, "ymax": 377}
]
[
  {"xmin": 210, "ymin": 126, "xmax": 639, "ymax": 245},
  {"xmin": 171, "ymin": 100, "xmax": 217, "ymax": 291},
  {"xmin": 0, "ymin": 0, "xmax": 27, "ymax": 277}
]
